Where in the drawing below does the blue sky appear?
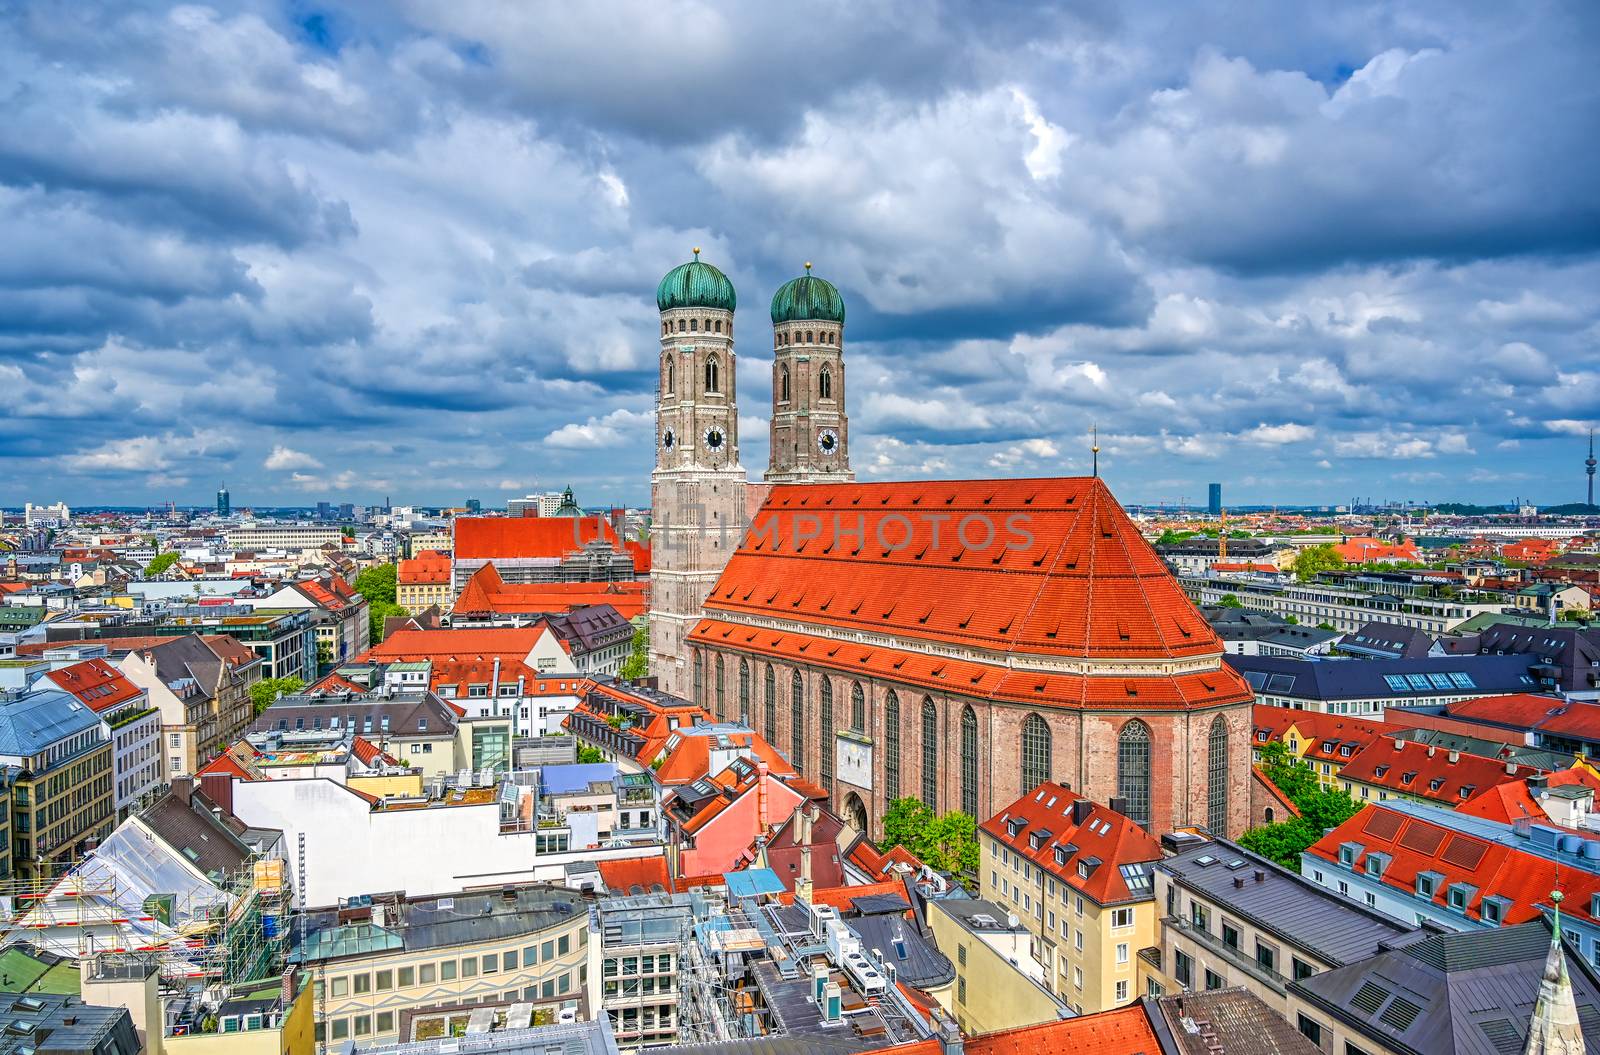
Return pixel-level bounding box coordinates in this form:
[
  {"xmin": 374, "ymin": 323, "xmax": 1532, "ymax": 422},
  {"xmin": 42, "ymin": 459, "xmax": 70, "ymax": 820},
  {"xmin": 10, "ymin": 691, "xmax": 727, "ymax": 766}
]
[{"xmin": 3, "ymin": 1, "xmax": 1598, "ymax": 509}]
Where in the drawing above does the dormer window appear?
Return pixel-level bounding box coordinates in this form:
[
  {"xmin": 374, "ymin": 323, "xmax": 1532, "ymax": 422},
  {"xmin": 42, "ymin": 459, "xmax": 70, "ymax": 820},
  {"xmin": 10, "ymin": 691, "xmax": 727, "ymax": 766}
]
[
  {"xmin": 1339, "ymin": 842, "xmax": 1363, "ymax": 869},
  {"xmin": 1365, "ymin": 852, "xmax": 1389, "ymax": 878}
]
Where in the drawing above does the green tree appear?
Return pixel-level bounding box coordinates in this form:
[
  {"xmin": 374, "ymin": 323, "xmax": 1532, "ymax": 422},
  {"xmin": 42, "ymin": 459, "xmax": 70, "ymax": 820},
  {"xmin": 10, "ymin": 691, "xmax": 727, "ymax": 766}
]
[
  {"xmin": 1284, "ymin": 614, "xmax": 1300, "ymax": 624},
  {"xmin": 1293, "ymin": 544, "xmax": 1345, "ymax": 581},
  {"xmin": 880, "ymin": 797, "xmax": 935, "ymax": 853},
  {"xmin": 577, "ymin": 746, "xmax": 604, "ymax": 764},
  {"xmin": 249, "ymin": 676, "xmax": 306, "ymax": 715},
  {"xmin": 921, "ymin": 810, "xmax": 980, "ymax": 881},
  {"xmin": 1317, "ymin": 622, "xmax": 1337, "ymax": 631},
  {"xmin": 618, "ymin": 623, "xmax": 649, "ymax": 680},
  {"xmin": 1237, "ymin": 817, "xmax": 1322, "ymax": 872},
  {"xmin": 144, "ymin": 552, "xmax": 179, "ymax": 576},
  {"xmin": 353, "ymin": 563, "xmax": 398, "ymax": 605},
  {"xmin": 368, "ymin": 600, "xmax": 405, "ymax": 643},
  {"xmin": 1217, "ymin": 594, "xmax": 1244, "ymax": 609},
  {"xmin": 1256, "ymin": 741, "xmax": 1319, "ymax": 802}
]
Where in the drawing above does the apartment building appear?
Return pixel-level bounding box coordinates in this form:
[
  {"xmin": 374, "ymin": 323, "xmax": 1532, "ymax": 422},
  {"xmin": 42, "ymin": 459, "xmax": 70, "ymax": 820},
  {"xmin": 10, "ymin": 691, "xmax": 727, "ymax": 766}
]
[
  {"xmin": 1150, "ymin": 839, "xmax": 1411, "ymax": 1019},
  {"xmin": 1228, "ymin": 653, "xmax": 1543, "ymax": 717},
  {"xmin": 397, "ymin": 550, "xmax": 453, "ymax": 611},
  {"xmin": 43, "ymin": 657, "xmax": 162, "ymax": 819},
  {"xmin": 1250, "ymin": 705, "xmax": 1387, "ymax": 790},
  {"xmin": 1183, "ymin": 572, "xmax": 1501, "ymax": 634},
  {"xmin": 925, "ymin": 898, "xmax": 1068, "ymax": 1035},
  {"xmin": 225, "ymin": 523, "xmax": 346, "ymax": 551},
  {"xmin": 0, "ymin": 687, "xmax": 115, "ymax": 879},
  {"xmin": 117, "ymin": 635, "xmax": 262, "ymax": 778},
  {"xmin": 591, "ymin": 893, "xmax": 691, "ymax": 1051},
  {"xmin": 978, "ymin": 782, "xmax": 1162, "ymax": 1014},
  {"xmin": 292, "ymin": 884, "xmax": 589, "ymax": 1047}
]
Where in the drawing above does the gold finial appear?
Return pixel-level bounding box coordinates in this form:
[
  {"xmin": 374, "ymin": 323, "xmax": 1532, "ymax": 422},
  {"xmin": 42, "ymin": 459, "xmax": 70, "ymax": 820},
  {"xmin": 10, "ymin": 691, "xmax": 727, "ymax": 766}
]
[
  {"xmin": 692, "ymin": 247, "xmax": 701, "ymax": 259},
  {"xmin": 1091, "ymin": 424, "xmax": 1100, "ymax": 478},
  {"xmin": 804, "ymin": 261, "xmax": 812, "ymax": 273}
]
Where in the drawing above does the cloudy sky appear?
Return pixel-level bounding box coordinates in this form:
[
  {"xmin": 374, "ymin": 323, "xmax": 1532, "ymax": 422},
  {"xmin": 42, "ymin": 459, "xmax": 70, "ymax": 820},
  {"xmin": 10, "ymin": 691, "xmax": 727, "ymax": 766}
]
[{"xmin": 4, "ymin": 1, "xmax": 1598, "ymax": 509}]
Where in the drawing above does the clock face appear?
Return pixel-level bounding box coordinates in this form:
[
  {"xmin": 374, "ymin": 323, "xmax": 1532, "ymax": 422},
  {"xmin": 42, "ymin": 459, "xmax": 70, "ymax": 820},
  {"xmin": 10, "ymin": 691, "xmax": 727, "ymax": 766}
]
[
  {"xmin": 661, "ymin": 428, "xmax": 675, "ymax": 450},
  {"xmin": 818, "ymin": 428, "xmax": 839, "ymax": 454},
  {"xmin": 703, "ymin": 425, "xmax": 726, "ymax": 452}
]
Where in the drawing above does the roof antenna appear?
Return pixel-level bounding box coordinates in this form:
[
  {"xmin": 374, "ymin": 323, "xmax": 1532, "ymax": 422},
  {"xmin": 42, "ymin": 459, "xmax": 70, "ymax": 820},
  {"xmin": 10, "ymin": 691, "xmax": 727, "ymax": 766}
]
[{"xmin": 1091, "ymin": 423, "xmax": 1100, "ymax": 478}]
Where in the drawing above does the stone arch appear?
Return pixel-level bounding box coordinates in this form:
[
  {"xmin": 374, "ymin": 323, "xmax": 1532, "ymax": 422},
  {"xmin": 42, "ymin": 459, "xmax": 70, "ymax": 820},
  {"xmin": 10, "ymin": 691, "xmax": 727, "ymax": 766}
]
[{"xmin": 843, "ymin": 792, "xmax": 869, "ymax": 835}]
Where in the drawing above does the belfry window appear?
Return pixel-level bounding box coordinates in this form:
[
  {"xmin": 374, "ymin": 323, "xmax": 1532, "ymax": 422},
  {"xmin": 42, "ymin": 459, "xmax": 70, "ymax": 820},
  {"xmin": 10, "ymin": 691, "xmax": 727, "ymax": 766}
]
[
  {"xmin": 806, "ymin": 330, "xmax": 814, "ymax": 343},
  {"xmin": 666, "ymin": 356, "xmax": 675, "ymax": 394},
  {"xmin": 677, "ymin": 319, "xmax": 686, "ymax": 333},
  {"xmin": 820, "ymin": 366, "xmax": 832, "ymax": 400},
  {"xmin": 780, "ymin": 366, "xmax": 790, "ymax": 403},
  {"xmin": 705, "ymin": 356, "xmax": 720, "ymax": 394},
  {"xmin": 714, "ymin": 319, "xmax": 722, "ymax": 333},
  {"xmin": 690, "ymin": 318, "xmax": 698, "ymax": 331}
]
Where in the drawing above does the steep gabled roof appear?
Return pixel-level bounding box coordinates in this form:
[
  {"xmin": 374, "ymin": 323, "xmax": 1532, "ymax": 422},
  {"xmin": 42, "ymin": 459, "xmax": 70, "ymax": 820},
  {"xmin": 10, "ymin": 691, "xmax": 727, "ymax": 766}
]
[
  {"xmin": 980, "ymin": 781, "xmax": 1162, "ymax": 905},
  {"xmin": 1339, "ymin": 738, "xmax": 1532, "ymax": 805},
  {"xmin": 397, "ymin": 550, "xmax": 451, "ymax": 586},
  {"xmin": 42, "ymin": 658, "xmax": 144, "ymax": 714}
]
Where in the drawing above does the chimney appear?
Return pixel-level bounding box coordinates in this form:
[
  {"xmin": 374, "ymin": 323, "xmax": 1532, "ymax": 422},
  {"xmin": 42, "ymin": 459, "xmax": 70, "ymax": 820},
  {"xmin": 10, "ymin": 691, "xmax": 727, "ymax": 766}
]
[
  {"xmin": 1447, "ymin": 750, "xmax": 1459, "ymax": 764},
  {"xmin": 757, "ymin": 760, "xmax": 771, "ymax": 832},
  {"xmin": 170, "ymin": 776, "xmax": 193, "ymax": 805},
  {"xmin": 797, "ymin": 874, "xmax": 814, "ymax": 906},
  {"xmin": 1072, "ymin": 799, "xmax": 1093, "ymax": 825},
  {"xmin": 1254, "ymin": 869, "xmax": 1266, "ymax": 883},
  {"xmin": 1427, "ymin": 745, "xmax": 1436, "ymax": 758},
  {"xmin": 801, "ymin": 846, "xmax": 813, "ymax": 884},
  {"xmin": 1507, "ymin": 761, "xmax": 1519, "ymax": 775}
]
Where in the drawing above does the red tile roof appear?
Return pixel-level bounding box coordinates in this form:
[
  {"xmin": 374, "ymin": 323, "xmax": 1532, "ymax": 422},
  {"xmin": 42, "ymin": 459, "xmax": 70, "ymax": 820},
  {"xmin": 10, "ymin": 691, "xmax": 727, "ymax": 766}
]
[
  {"xmin": 778, "ymin": 880, "xmax": 905, "ymax": 910},
  {"xmin": 1444, "ymin": 693, "xmax": 1573, "ymax": 730},
  {"xmin": 692, "ymin": 478, "xmax": 1251, "ymax": 713},
  {"xmin": 1339, "ymin": 738, "xmax": 1532, "ymax": 806},
  {"xmin": 1252, "ymin": 704, "xmax": 1387, "ymax": 765},
  {"xmin": 1212, "ymin": 562, "xmax": 1279, "ymax": 573},
  {"xmin": 42, "ymin": 658, "xmax": 144, "ymax": 714},
  {"xmin": 454, "ymin": 516, "xmax": 622, "ymax": 560},
  {"xmin": 397, "ymin": 550, "xmax": 452, "ymax": 585},
  {"xmin": 350, "ymin": 736, "xmax": 400, "ymax": 768},
  {"xmin": 452, "ymin": 563, "xmax": 649, "ymax": 620},
  {"xmin": 1458, "ymin": 767, "xmax": 1600, "ymax": 825},
  {"xmin": 597, "ymin": 856, "xmax": 675, "ymax": 896},
  {"xmin": 1333, "ymin": 537, "xmax": 1422, "ymax": 563},
  {"xmin": 1307, "ymin": 804, "xmax": 1600, "ymax": 929},
  {"xmin": 869, "ymin": 1004, "xmax": 1160, "ymax": 1055},
  {"xmin": 1253, "ymin": 766, "xmax": 1301, "ymax": 818},
  {"xmin": 980, "ymin": 781, "xmax": 1162, "ymax": 905}
]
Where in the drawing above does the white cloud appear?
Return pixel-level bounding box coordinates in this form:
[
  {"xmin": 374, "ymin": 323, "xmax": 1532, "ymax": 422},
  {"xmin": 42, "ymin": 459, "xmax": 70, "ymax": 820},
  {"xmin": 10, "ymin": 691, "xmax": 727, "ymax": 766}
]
[
  {"xmin": 543, "ymin": 408, "xmax": 651, "ymax": 449},
  {"xmin": 62, "ymin": 429, "xmax": 236, "ymax": 473},
  {"xmin": 1239, "ymin": 423, "xmax": 1313, "ymax": 445},
  {"xmin": 263, "ymin": 445, "xmax": 323, "ymax": 471}
]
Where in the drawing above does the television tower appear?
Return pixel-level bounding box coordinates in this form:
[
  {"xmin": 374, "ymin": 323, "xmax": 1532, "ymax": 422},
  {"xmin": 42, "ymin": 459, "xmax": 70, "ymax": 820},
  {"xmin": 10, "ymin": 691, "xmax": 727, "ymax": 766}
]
[{"xmin": 1588, "ymin": 430, "xmax": 1596, "ymax": 507}]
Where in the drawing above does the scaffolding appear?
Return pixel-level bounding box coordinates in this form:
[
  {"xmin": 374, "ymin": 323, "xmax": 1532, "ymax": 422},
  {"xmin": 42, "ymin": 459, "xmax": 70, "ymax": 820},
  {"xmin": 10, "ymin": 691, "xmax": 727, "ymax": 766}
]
[{"xmin": 0, "ymin": 845, "xmax": 290, "ymax": 993}]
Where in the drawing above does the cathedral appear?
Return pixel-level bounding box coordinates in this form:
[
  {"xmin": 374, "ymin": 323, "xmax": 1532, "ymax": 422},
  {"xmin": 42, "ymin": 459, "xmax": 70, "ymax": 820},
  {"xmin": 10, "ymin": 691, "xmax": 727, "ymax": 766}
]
[{"xmin": 648, "ymin": 252, "xmax": 1253, "ymax": 839}]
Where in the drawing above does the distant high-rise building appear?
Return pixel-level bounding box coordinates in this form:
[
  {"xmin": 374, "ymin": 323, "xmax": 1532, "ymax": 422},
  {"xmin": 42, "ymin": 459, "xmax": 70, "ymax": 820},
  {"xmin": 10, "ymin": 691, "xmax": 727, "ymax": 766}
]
[
  {"xmin": 465, "ymin": 498, "xmax": 481, "ymax": 513},
  {"xmin": 215, "ymin": 485, "xmax": 230, "ymax": 518},
  {"xmin": 23, "ymin": 502, "xmax": 70, "ymax": 528},
  {"xmin": 338, "ymin": 503, "xmax": 354, "ymax": 520},
  {"xmin": 316, "ymin": 501, "xmax": 332, "ymax": 520},
  {"xmin": 1208, "ymin": 482, "xmax": 1222, "ymax": 516}
]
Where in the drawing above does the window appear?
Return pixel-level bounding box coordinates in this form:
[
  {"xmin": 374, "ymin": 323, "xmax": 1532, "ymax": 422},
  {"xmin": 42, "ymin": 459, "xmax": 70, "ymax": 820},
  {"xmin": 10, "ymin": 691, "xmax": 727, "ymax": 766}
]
[
  {"xmin": 820, "ymin": 678, "xmax": 834, "ymax": 789},
  {"xmin": 791, "ymin": 670, "xmax": 805, "ymax": 767},
  {"xmin": 440, "ymin": 961, "xmax": 456, "ymax": 981},
  {"xmin": 375, "ymin": 970, "xmax": 392, "ymax": 991},
  {"xmin": 961, "ymin": 706, "xmax": 978, "ymax": 816},
  {"xmin": 1117, "ymin": 720, "xmax": 1152, "ymax": 827},
  {"xmin": 1255, "ymin": 941, "xmax": 1277, "ymax": 973},
  {"xmin": 1022, "ymin": 713, "xmax": 1051, "ymax": 791},
  {"xmin": 331, "ymin": 1020, "xmax": 349, "ymax": 1041},
  {"xmin": 921, "ymin": 698, "xmax": 939, "ymax": 809},
  {"xmin": 738, "ymin": 659, "xmax": 750, "ymax": 725},
  {"xmin": 504, "ymin": 950, "xmax": 517, "ymax": 970},
  {"xmin": 1297, "ymin": 1015, "xmax": 1324, "ymax": 1046},
  {"xmin": 353, "ymin": 974, "xmax": 370, "ymax": 994},
  {"xmin": 851, "ymin": 682, "xmax": 866, "ymax": 731},
  {"xmin": 780, "ymin": 365, "xmax": 790, "ymax": 403},
  {"xmin": 764, "ymin": 665, "xmax": 776, "ymax": 740},
  {"xmin": 330, "ymin": 978, "xmax": 348, "ymax": 998},
  {"xmin": 1207, "ymin": 715, "xmax": 1229, "ymax": 833},
  {"xmin": 693, "ymin": 651, "xmax": 703, "ymax": 706},
  {"xmin": 1292, "ymin": 957, "xmax": 1315, "ymax": 981},
  {"xmin": 419, "ymin": 964, "xmax": 435, "ymax": 984},
  {"xmin": 884, "ymin": 691, "xmax": 901, "ymax": 800},
  {"xmin": 1116, "ymin": 980, "xmax": 1129, "ymax": 1002},
  {"xmin": 1222, "ymin": 921, "xmax": 1240, "ymax": 949},
  {"xmin": 461, "ymin": 958, "xmax": 476, "ymax": 978},
  {"xmin": 1175, "ymin": 950, "xmax": 1193, "ymax": 987},
  {"xmin": 820, "ymin": 366, "xmax": 833, "ymax": 400},
  {"xmin": 715, "ymin": 655, "xmax": 725, "ymax": 719},
  {"xmin": 1191, "ymin": 902, "xmax": 1210, "ymax": 932},
  {"xmin": 1116, "ymin": 943, "xmax": 1130, "ymax": 965},
  {"xmin": 1112, "ymin": 907, "xmax": 1134, "ymax": 929},
  {"xmin": 1073, "ymin": 966, "xmax": 1083, "ymax": 990},
  {"xmin": 354, "ymin": 1016, "xmax": 370, "ymax": 1037},
  {"xmin": 1204, "ymin": 968, "xmax": 1224, "ymax": 990},
  {"xmin": 958, "ymin": 977, "xmax": 966, "ymax": 1004},
  {"xmin": 705, "ymin": 355, "xmax": 719, "ymax": 393}
]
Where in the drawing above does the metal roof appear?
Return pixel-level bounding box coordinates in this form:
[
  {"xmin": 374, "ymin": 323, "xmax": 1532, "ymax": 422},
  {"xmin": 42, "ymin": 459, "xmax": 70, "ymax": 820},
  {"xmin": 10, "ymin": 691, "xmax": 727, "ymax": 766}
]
[
  {"xmin": 1159, "ymin": 840, "xmax": 1411, "ymax": 966},
  {"xmin": 1226, "ymin": 653, "xmax": 1540, "ymax": 701},
  {"xmin": 0, "ymin": 687, "xmax": 106, "ymax": 757}
]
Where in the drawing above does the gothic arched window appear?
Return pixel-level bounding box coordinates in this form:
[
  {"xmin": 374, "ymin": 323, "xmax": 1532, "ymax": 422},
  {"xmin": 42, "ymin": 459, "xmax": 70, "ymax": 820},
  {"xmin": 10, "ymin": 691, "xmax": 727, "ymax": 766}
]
[
  {"xmin": 791, "ymin": 670, "xmax": 805, "ymax": 767},
  {"xmin": 780, "ymin": 366, "xmax": 790, "ymax": 403},
  {"xmin": 1118, "ymin": 720, "xmax": 1152, "ymax": 828},
  {"xmin": 820, "ymin": 678, "xmax": 834, "ymax": 789},
  {"xmin": 1022, "ymin": 713, "xmax": 1051, "ymax": 792},
  {"xmin": 705, "ymin": 355, "xmax": 719, "ymax": 394},
  {"xmin": 921, "ymin": 698, "xmax": 938, "ymax": 810},
  {"xmin": 1208, "ymin": 716, "xmax": 1230, "ymax": 834},
  {"xmin": 819, "ymin": 366, "xmax": 832, "ymax": 400},
  {"xmin": 715, "ymin": 655, "xmax": 726, "ymax": 721},
  {"xmin": 884, "ymin": 691, "xmax": 901, "ymax": 801},
  {"xmin": 738, "ymin": 658, "xmax": 750, "ymax": 725},
  {"xmin": 764, "ymin": 665, "xmax": 776, "ymax": 740},
  {"xmin": 851, "ymin": 682, "xmax": 865, "ymax": 732},
  {"xmin": 960, "ymin": 706, "xmax": 978, "ymax": 817},
  {"xmin": 666, "ymin": 356, "xmax": 675, "ymax": 394}
]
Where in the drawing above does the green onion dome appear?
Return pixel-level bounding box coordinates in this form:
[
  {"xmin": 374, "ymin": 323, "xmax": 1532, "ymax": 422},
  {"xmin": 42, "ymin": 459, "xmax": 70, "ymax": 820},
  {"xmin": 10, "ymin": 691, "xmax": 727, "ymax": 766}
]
[
  {"xmin": 770, "ymin": 263, "xmax": 845, "ymax": 324},
  {"xmin": 656, "ymin": 249, "xmax": 737, "ymax": 313}
]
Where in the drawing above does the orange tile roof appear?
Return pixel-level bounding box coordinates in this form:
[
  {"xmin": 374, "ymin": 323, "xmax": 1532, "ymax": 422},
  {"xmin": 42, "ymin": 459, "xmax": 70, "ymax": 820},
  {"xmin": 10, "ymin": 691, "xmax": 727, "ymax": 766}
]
[
  {"xmin": 1253, "ymin": 766, "xmax": 1301, "ymax": 817},
  {"xmin": 777, "ymin": 880, "xmax": 905, "ymax": 910},
  {"xmin": 1458, "ymin": 767, "xmax": 1600, "ymax": 825},
  {"xmin": 1334, "ymin": 537, "xmax": 1422, "ymax": 563},
  {"xmin": 980, "ymin": 781, "xmax": 1162, "ymax": 904},
  {"xmin": 452, "ymin": 563, "xmax": 649, "ymax": 620},
  {"xmin": 1444, "ymin": 693, "xmax": 1572, "ymax": 729},
  {"xmin": 454, "ymin": 516, "xmax": 621, "ymax": 559},
  {"xmin": 1308, "ymin": 804, "xmax": 1600, "ymax": 929},
  {"xmin": 1252, "ymin": 704, "xmax": 1387, "ymax": 765},
  {"xmin": 597, "ymin": 856, "xmax": 676, "ymax": 896},
  {"xmin": 398, "ymin": 550, "xmax": 452, "ymax": 585},
  {"xmin": 1339, "ymin": 738, "xmax": 1534, "ymax": 806},
  {"xmin": 350, "ymin": 736, "xmax": 400, "ymax": 767},
  {"xmin": 867, "ymin": 1004, "xmax": 1160, "ymax": 1054},
  {"xmin": 42, "ymin": 658, "xmax": 144, "ymax": 714}
]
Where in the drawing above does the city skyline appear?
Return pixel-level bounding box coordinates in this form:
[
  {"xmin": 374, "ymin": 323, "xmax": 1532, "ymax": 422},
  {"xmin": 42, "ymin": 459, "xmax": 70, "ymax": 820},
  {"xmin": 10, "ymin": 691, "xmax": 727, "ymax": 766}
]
[{"xmin": 2, "ymin": 1, "xmax": 1597, "ymax": 508}]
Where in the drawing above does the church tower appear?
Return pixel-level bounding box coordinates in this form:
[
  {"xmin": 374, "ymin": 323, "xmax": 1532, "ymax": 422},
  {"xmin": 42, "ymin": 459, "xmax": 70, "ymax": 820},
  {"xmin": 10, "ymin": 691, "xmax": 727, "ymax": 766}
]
[
  {"xmin": 648, "ymin": 251, "xmax": 747, "ymax": 697},
  {"xmin": 765, "ymin": 264, "xmax": 853, "ymax": 483}
]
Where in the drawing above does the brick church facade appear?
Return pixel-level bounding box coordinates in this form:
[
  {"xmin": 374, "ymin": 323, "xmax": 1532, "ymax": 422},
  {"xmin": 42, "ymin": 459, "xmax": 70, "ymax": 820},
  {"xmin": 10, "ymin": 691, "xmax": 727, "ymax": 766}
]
[{"xmin": 649, "ymin": 254, "xmax": 1253, "ymax": 838}]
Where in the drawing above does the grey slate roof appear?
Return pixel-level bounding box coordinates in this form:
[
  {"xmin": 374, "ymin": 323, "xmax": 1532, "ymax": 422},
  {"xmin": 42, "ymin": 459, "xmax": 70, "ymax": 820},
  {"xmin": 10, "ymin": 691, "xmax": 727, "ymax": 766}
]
[
  {"xmin": 1226, "ymin": 653, "xmax": 1541, "ymax": 701},
  {"xmin": 292, "ymin": 885, "xmax": 586, "ymax": 964},
  {"xmin": 0, "ymin": 992, "xmax": 139, "ymax": 1055},
  {"xmin": 138, "ymin": 789, "xmax": 254, "ymax": 881},
  {"xmin": 848, "ymin": 913, "xmax": 954, "ymax": 989},
  {"xmin": 1160, "ymin": 840, "xmax": 1412, "ymax": 967},
  {"xmin": 1290, "ymin": 920, "xmax": 1600, "ymax": 1055},
  {"xmin": 1341, "ymin": 620, "xmax": 1436, "ymax": 659},
  {"xmin": 250, "ymin": 690, "xmax": 458, "ymax": 738},
  {"xmin": 0, "ymin": 688, "xmax": 106, "ymax": 757},
  {"xmin": 1147, "ymin": 988, "xmax": 1321, "ymax": 1054}
]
